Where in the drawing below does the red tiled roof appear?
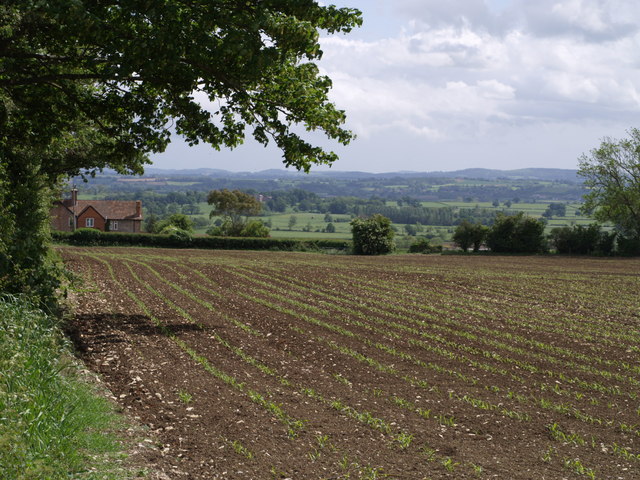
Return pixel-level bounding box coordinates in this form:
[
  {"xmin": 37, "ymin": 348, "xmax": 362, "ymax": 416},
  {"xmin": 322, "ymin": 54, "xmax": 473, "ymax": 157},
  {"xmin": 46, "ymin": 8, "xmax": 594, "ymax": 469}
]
[{"xmin": 62, "ymin": 199, "xmax": 141, "ymax": 220}]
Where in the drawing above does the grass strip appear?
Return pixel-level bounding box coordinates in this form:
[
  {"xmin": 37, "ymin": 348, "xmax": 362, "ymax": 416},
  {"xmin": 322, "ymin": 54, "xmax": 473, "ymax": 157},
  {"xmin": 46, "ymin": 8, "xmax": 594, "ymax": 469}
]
[{"xmin": 0, "ymin": 295, "xmax": 126, "ymax": 480}]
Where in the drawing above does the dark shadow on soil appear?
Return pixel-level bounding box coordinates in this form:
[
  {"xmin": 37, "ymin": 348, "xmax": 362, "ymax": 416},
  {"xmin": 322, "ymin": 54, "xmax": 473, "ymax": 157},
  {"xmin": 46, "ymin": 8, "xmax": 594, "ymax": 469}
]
[{"xmin": 65, "ymin": 313, "xmax": 203, "ymax": 355}]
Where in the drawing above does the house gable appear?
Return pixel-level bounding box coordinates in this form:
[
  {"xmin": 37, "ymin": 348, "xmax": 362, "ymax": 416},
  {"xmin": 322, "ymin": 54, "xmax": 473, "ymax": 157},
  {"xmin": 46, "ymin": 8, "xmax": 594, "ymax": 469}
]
[{"xmin": 77, "ymin": 206, "xmax": 106, "ymax": 230}]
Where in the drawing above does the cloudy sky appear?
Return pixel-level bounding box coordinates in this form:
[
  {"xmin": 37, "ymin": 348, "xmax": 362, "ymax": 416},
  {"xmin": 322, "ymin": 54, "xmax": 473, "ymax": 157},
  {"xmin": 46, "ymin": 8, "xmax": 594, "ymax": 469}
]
[{"xmin": 151, "ymin": 0, "xmax": 640, "ymax": 173}]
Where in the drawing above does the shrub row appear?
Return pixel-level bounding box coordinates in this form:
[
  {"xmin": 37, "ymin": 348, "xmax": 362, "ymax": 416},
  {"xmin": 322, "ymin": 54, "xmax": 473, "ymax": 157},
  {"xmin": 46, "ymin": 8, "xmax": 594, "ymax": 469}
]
[
  {"xmin": 549, "ymin": 224, "xmax": 617, "ymax": 256},
  {"xmin": 52, "ymin": 229, "xmax": 351, "ymax": 252},
  {"xmin": 408, "ymin": 238, "xmax": 443, "ymax": 254}
]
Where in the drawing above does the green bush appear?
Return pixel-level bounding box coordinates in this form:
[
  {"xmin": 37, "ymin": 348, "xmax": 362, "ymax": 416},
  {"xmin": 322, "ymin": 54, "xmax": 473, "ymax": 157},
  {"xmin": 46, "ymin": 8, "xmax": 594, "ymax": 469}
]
[
  {"xmin": 452, "ymin": 220, "xmax": 488, "ymax": 252},
  {"xmin": 154, "ymin": 213, "xmax": 194, "ymax": 233},
  {"xmin": 240, "ymin": 220, "xmax": 270, "ymax": 238},
  {"xmin": 549, "ymin": 224, "xmax": 616, "ymax": 255},
  {"xmin": 159, "ymin": 225, "xmax": 193, "ymax": 244},
  {"xmin": 486, "ymin": 213, "xmax": 546, "ymax": 254},
  {"xmin": 207, "ymin": 218, "xmax": 270, "ymax": 238},
  {"xmin": 616, "ymin": 235, "xmax": 640, "ymax": 256},
  {"xmin": 351, "ymin": 214, "xmax": 395, "ymax": 255},
  {"xmin": 68, "ymin": 227, "xmax": 102, "ymax": 246},
  {"xmin": 408, "ymin": 238, "xmax": 442, "ymax": 254}
]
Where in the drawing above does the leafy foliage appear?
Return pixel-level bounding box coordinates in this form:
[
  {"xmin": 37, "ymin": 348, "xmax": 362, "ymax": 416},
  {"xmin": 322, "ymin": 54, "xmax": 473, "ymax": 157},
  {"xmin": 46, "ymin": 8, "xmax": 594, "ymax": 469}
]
[
  {"xmin": 542, "ymin": 203, "xmax": 567, "ymax": 219},
  {"xmin": 452, "ymin": 220, "xmax": 488, "ymax": 252},
  {"xmin": 1, "ymin": 1, "xmax": 361, "ymax": 303},
  {"xmin": 408, "ymin": 238, "xmax": 442, "ymax": 254},
  {"xmin": 207, "ymin": 189, "xmax": 267, "ymax": 236},
  {"xmin": 159, "ymin": 225, "xmax": 194, "ymax": 245},
  {"xmin": 154, "ymin": 213, "xmax": 195, "ymax": 234},
  {"xmin": 239, "ymin": 220, "xmax": 270, "ymax": 238},
  {"xmin": 0, "ymin": 163, "xmax": 64, "ymax": 310},
  {"xmin": 486, "ymin": 213, "xmax": 546, "ymax": 254},
  {"xmin": 549, "ymin": 224, "xmax": 616, "ymax": 256},
  {"xmin": 351, "ymin": 214, "xmax": 395, "ymax": 255},
  {"xmin": 578, "ymin": 128, "xmax": 640, "ymax": 240},
  {"xmin": 53, "ymin": 230, "xmax": 349, "ymax": 251},
  {"xmin": 67, "ymin": 227, "xmax": 102, "ymax": 246},
  {"xmin": 2, "ymin": 1, "xmax": 361, "ymax": 172}
]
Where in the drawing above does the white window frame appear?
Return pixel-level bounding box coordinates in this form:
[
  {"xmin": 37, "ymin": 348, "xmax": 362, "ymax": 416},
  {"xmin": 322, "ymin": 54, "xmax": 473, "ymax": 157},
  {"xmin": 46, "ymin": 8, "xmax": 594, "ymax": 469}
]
[
  {"xmin": 85, "ymin": 217, "xmax": 94, "ymax": 228},
  {"xmin": 111, "ymin": 221, "xmax": 118, "ymax": 231}
]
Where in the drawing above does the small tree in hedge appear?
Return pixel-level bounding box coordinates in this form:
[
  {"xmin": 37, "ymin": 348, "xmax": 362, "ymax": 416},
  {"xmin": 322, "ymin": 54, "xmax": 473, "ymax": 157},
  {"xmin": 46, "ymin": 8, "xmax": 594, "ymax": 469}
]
[
  {"xmin": 240, "ymin": 220, "xmax": 270, "ymax": 238},
  {"xmin": 153, "ymin": 214, "xmax": 194, "ymax": 234},
  {"xmin": 351, "ymin": 214, "xmax": 395, "ymax": 255},
  {"xmin": 408, "ymin": 238, "xmax": 442, "ymax": 254},
  {"xmin": 486, "ymin": 213, "xmax": 546, "ymax": 253},
  {"xmin": 549, "ymin": 224, "xmax": 616, "ymax": 255},
  {"xmin": 452, "ymin": 220, "xmax": 488, "ymax": 252}
]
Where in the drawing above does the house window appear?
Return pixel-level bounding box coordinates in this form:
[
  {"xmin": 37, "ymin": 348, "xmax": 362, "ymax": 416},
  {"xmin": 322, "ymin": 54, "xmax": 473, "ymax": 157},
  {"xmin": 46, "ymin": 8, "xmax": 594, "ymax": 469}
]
[
  {"xmin": 85, "ymin": 218, "xmax": 94, "ymax": 228},
  {"xmin": 111, "ymin": 221, "xmax": 118, "ymax": 231}
]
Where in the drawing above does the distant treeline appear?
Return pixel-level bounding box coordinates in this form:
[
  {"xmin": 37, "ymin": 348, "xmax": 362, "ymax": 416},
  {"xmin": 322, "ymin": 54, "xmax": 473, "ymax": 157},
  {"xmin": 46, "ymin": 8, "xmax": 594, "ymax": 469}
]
[
  {"xmin": 78, "ymin": 171, "xmax": 587, "ymax": 204},
  {"xmin": 100, "ymin": 188, "xmax": 563, "ymax": 229},
  {"xmin": 103, "ymin": 190, "xmax": 208, "ymax": 217}
]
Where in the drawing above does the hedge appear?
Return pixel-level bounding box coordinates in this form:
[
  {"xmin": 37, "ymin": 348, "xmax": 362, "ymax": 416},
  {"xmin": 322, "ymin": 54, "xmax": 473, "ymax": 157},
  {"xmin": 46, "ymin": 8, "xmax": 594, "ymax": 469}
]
[{"xmin": 52, "ymin": 230, "xmax": 351, "ymax": 252}]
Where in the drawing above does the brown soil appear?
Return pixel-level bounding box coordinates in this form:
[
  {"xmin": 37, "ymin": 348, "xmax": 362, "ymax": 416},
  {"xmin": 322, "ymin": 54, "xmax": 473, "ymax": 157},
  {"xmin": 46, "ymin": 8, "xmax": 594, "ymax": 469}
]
[{"xmin": 60, "ymin": 247, "xmax": 640, "ymax": 479}]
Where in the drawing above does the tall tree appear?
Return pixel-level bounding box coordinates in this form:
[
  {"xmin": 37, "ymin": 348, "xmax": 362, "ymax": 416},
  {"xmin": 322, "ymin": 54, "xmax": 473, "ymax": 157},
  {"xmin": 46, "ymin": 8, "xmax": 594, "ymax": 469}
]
[
  {"xmin": 0, "ymin": 1, "xmax": 361, "ymax": 304},
  {"xmin": 208, "ymin": 189, "xmax": 262, "ymax": 236},
  {"xmin": 578, "ymin": 128, "xmax": 640, "ymax": 239}
]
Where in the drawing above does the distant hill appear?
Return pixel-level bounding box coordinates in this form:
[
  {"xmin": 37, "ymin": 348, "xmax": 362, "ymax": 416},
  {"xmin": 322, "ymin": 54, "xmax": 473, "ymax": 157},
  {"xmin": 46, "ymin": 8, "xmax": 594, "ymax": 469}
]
[
  {"xmin": 421, "ymin": 168, "xmax": 580, "ymax": 182},
  {"xmin": 143, "ymin": 167, "xmax": 579, "ymax": 183}
]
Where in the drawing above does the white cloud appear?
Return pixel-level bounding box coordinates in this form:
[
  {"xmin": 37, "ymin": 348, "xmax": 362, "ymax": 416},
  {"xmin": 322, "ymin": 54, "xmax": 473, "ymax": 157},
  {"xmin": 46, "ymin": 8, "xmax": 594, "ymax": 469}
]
[
  {"xmin": 319, "ymin": 0, "xmax": 640, "ymax": 147},
  {"xmin": 518, "ymin": 0, "xmax": 640, "ymax": 41},
  {"xmin": 394, "ymin": 0, "xmax": 495, "ymax": 31},
  {"xmin": 152, "ymin": 0, "xmax": 640, "ymax": 172}
]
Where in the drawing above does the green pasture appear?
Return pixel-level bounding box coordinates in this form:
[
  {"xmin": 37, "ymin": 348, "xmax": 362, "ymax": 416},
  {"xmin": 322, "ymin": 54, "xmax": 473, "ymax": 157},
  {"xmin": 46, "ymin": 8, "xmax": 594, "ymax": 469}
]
[
  {"xmin": 188, "ymin": 202, "xmax": 596, "ymax": 241},
  {"xmin": 165, "ymin": 181, "xmax": 200, "ymax": 186}
]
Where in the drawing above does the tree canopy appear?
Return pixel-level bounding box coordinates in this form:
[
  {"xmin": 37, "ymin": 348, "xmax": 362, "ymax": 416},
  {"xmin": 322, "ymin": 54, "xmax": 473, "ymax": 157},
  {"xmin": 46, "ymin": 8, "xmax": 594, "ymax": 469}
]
[
  {"xmin": 351, "ymin": 214, "xmax": 395, "ymax": 255},
  {"xmin": 1, "ymin": 1, "xmax": 361, "ymax": 175},
  {"xmin": 207, "ymin": 189, "xmax": 265, "ymax": 236},
  {"xmin": 578, "ymin": 128, "xmax": 640, "ymax": 239},
  {"xmin": 485, "ymin": 213, "xmax": 546, "ymax": 254},
  {"xmin": 452, "ymin": 220, "xmax": 487, "ymax": 252},
  {"xmin": 0, "ymin": 1, "xmax": 361, "ymax": 305}
]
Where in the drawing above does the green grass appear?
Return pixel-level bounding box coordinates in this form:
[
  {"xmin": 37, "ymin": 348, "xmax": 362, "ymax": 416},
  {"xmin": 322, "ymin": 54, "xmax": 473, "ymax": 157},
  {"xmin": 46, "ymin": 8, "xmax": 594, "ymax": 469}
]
[
  {"xmin": 0, "ymin": 296, "xmax": 129, "ymax": 480},
  {"xmin": 187, "ymin": 201, "xmax": 597, "ymax": 241}
]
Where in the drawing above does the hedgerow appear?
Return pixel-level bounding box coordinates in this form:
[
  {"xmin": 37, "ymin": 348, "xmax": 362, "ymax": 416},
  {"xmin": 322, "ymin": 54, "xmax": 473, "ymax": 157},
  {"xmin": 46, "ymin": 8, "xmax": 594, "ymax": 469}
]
[{"xmin": 52, "ymin": 230, "xmax": 350, "ymax": 252}]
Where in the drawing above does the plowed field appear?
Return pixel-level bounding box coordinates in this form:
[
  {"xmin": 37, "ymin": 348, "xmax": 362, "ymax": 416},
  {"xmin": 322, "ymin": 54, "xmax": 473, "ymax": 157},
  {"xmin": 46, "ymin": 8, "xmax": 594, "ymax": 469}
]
[{"xmin": 60, "ymin": 247, "xmax": 640, "ymax": 479}]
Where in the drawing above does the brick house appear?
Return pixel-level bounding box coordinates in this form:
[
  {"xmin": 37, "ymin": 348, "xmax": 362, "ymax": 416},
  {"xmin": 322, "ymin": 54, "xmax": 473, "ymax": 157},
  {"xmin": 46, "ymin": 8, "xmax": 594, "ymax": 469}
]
[{"xmin": 51, "ymin": 189, "xmax": 143, "ymax": 232}]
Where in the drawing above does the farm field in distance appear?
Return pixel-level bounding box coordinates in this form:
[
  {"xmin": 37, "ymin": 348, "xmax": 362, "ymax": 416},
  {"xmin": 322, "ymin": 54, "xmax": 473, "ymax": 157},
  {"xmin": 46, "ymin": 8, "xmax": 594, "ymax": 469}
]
[{"xmin": 60, "ymin": 247, "xmax": 640, "ymax": 479}]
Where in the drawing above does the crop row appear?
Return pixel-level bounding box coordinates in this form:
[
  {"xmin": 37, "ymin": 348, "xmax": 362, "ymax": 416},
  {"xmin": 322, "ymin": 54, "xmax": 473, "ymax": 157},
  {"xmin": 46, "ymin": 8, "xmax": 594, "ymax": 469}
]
[{"xmin": 64, "ymin": 248, "xmax": 640, "ymax": 479}]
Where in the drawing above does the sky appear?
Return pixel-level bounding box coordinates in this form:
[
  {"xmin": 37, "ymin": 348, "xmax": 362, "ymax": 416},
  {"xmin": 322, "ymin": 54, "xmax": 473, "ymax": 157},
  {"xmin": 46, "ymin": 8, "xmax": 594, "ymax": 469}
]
[{"xmin": 150, "ymin": 0, "xmax": 640, "ymax": 173}]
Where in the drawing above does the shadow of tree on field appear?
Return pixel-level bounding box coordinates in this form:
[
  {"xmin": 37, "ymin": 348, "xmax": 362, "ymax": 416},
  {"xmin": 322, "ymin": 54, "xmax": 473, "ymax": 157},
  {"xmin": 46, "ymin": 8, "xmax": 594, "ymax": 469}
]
[{"xmin": 65, "ymin": 312, "xmax": 203, "ymax": 357}]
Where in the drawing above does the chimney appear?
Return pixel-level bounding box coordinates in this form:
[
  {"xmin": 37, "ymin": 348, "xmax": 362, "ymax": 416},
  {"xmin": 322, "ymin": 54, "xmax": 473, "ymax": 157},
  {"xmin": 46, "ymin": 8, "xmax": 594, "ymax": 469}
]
[
  {"xmin": 71, "ymin": 187, "xmax": 78, "ymax": 206},
  {"xmin": 136, "ymin": 200, "xmax": 142, "ymax": 218}
]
